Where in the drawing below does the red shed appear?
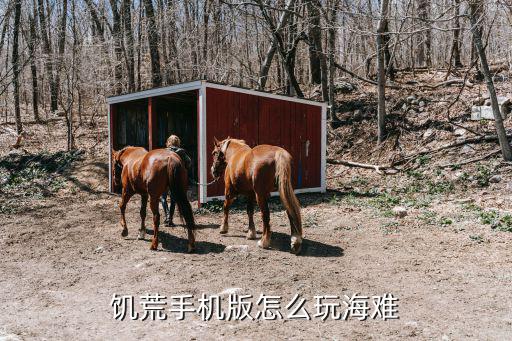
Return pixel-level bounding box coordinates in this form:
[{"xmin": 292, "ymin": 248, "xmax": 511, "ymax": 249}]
[{"xmin": 107, "ymin": 80, "xmax": 327, "ymax": 205}]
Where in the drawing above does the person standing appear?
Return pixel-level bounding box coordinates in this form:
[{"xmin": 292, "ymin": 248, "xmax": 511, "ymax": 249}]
[{"xmin": 161, "ymin": 135, "xmax": 192, "ymax": 227}]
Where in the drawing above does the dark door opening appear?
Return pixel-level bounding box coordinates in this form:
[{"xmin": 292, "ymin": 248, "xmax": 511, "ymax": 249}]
[{"xmin": 154, "ymin": 91, "xmax": 198, "ymax": 201}]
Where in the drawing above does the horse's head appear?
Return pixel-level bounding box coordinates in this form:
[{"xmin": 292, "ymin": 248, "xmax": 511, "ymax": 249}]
[{"xmin": 211, "ymin": 137, "xmax": 229, "ymax": 180}]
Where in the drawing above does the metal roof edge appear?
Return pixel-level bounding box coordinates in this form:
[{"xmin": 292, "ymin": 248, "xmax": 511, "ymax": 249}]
[
  {"xmin": 106, "ymin": 79, "xmax": 327, "ymax": 107},
  {"xmin": 204, "ymin": 81, "xmax": 327, "ymax": 107},
  {"xmin": 106, "ymin": 80, "xmax": 203, "ymax": 104}
]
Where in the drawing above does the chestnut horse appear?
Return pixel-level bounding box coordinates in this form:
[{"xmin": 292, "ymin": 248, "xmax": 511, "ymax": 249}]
[
  {"xmin": 112, "ymin": 146, "xmax": 196, "ymax": 252},
  {"xmin": 211, "ymin": 138, "xmax": 303, "ymax": 254}
]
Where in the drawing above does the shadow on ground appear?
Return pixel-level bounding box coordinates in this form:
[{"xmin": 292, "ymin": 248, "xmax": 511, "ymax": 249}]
[
  {"xmin": 268, "ymin": 232, "xmax": 344, "ymax": 257},
  {"xmin": 144, "ymin": 228, "xmax": 226, "ymax": 254}
]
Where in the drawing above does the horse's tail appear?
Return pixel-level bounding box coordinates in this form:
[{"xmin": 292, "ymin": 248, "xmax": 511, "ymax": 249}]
[
  {"xmin": 168, "ymin": 157, "xmax": 196, "ymax": 233},
  {"xmin": 275, "ymin": 149, "xmax": 303, "ymax": 239}
]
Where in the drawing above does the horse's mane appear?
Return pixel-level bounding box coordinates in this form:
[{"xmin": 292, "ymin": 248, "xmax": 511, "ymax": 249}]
[{"xmin": 226, "ymin": 138, "xmax": 247, "ymax": 146}]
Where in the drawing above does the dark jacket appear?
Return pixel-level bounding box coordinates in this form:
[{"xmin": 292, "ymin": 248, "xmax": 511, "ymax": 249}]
[{"xmin": 167, "ymin": 146, "xmax": 192, "ymax": 170}]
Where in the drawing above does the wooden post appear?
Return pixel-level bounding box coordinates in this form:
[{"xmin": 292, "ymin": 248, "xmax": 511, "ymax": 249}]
[
  {"xmin": 109, "ymin": 104, "xmax": 117, "ymax": 193},
  {"xmin": 197, "ymin": 89, "xmax": 202, "ymax": 207},
  {"xmin": 148, "ymin": 97, "xmax": 156, "ymax": 150}
]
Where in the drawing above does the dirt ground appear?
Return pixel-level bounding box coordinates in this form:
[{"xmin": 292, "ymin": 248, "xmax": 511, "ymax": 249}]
[
  {"xmin": 3, "ymin": 73, "xmax": 512, "ymax": 339},
  {"xmin": 1, "ymin": 153, "xmax": 512, "ymax": 340}
]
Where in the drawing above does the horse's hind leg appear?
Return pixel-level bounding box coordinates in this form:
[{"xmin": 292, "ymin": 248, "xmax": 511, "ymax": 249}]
[
  {"xmin": 138, "ymin": 194, "xmax": 148, "ymax": 240},
  {"xmin": 119, "ymin": 190, "xmax": 133, "ymax": 237},
  {"xmin": 246, "ymin": 194, "xmax": 256, "ymax": 240},
  {"xmin": 256, "ymin": 193, "xmax": 271, "ymax": 249},
  {"xmin": 220, "ymin": 195, "xmax": 235, "ymax": 234},
  {"xmin": 149, "ymin": 196, "xmax": 160, "ymax": 250}
]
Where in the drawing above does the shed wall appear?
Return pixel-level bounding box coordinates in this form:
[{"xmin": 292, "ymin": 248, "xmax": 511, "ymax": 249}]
[{"xmin": 205, "ymin": 87, "xmax": 322, "ymax": 198}]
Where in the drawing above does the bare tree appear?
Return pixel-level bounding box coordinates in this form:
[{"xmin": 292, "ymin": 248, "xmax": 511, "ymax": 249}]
[
  {"xmin": 469, "ymin": 0, "xmax": 512, "ymax": 160},
  {"xmin": 416, "ymin": 0, "xmax": 432, "ymax": 68},
  {"xmin": 121, "ymin": 0, "xmax": 135, "ymax": 91},
  {"xmin": 452, "ymin": 0, "xmax": 463, "ymax": 68},
  {"xmin": 37, "ymin": 0, "xmax": 58, "ymax": 112},
  {"xmin": 142, "ymin": 0, "xmax": 162, "ymax": 87},
  {"xmin": 24, "ymin": 8, "xmax": 41, "ymax": 122},
  {"xmin": 12, "ymin": 0, "xmax": 22, "ymax": 134},
  {"xmin": 376, "ymin": 0, "xmax": 390, "ymax": 143}
]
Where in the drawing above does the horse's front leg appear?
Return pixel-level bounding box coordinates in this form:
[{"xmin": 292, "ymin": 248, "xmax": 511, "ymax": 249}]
[
  {"xmin": 149, "ymin": 196, "xmax": 160, "ymax": 250},
  {"xmin": 246, "ymin": 194, "xmax": 256, "ymax": 240},
  {"xmin": 220, "ymin": 194, "xmax": 235, "ymax": 234},
  {"xmin": 119, "ymin": 190, "xmax": 133, "ymax": 237},
  {"xmin": 138, "ymin": 194, "xmax": 148, "ymax": 240},
  {"xmin": 256, "ymin": 193, "xmax": 271, "ymax": 249}
]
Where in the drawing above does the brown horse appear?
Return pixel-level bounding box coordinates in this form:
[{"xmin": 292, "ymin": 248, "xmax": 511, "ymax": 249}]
[
  {"xmin": 112, "ymin": 146, "xmax": 196, "ymax": 252},
  {"xmin": 211, "ymin": 138, "xmax": 303, "ymax": 254}
]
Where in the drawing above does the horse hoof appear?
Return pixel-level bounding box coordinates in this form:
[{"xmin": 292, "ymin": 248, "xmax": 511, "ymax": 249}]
[
  {"xmin": 121, "ymin": 228, "xmax": 128, "ymax": 237},
  {"xmin": 246, "ymin": 230, "xmax": 257, "ymax": 240},
  {"xmin": 187, "ymin": 245, "xmax": 195, "ymax": 253},
  {"xmin": 290, "ymin": 236, "xmax": 302, "ymax": 255},
  {"xmin": 219, "ymin": 227, "xmax": 228, "ymax": 234},
  {"xmin": 257, "ymin": 239, "xmax": 270, "ymax": 249},
  {"xmin": 137, "ymin": 231, "xmax": 145, "ymax": 240},
  {"xmin": 150, "ymin": 244, "xmax": 157, "ymax": 251},
  {"xmin": 291, "ymin": 243, "xmax": 302, "ymax": 255}
]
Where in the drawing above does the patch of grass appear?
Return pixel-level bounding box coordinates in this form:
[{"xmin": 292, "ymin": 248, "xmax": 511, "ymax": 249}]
[
  {"xmin": 404, "ymin": 196, "xmax": 432, "ymax": 209},
  {"xmin": 418, "ymin": 210, "xmax": 438, "ymax": 225},
  {"xmin": 475, "ymin": 164, "xmax": 492, "ymax": 187},
  {"xmin": 426, "ymin": 180, "xmax": 454, "ymax": 194},
  {"xmin": 0, "ymin": 150, "xmax": 83, "ymax": 214},
  {"xmin": 406, "ymin": 169, "xmax": 425, "ymax": 180},
  {"xmin": 381, "ymin": 221, "xmax": 400, "ymax": 234},
  {"xmin": 328, "ymin": 194, "xmax": 341, "ymax": 205},
  {"xmin": 439, "ymin": 216, "xmax": 453, "ymax": 226},
  {"xmin": 475, "ymin": 209, "xmax": 512, "ymax": 232},
  {"xmin": 479, "ymin": 210, "xmax": 499, "ymax": 225},
  {"xmin": 469, "ymin": 234, "xmax": 484, "ymax": 244},
  {"xmin": 416, "ymin": 154, "xmax": 430, "ymax": 166},
  {"xmin": 368, "ymin": 192, "xmax": 400, "ymax": 209},
  {"xmin": 341, "ymin": 192, "xmax": 364, "ymax": 206},
  {"xmin": 497, "ymin": 214, "xmax": 512, "ymax": 232},
  {"xmin": 197, "ymin": 199, "xmax": 224, "ymax": 214},
  {"xmin": 350, "ymin": 176, "xmax": 369, "ymax": 187}
]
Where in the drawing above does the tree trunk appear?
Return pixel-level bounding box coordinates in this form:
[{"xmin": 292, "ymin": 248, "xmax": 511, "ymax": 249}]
[
  {"xmin": 306, "ymin": 0, "xmax": 321, "ymax": 85},
  {"xmin": 255, "ymin": 0, "xmax": 303, "ymax": 97},
  {"xmin": 109, "ymin": 0, "xmax": 123, "ymax": 94},
  {"xmin": 469, "ymin": 1, "xmax": 512, "ymax": 160},
  {"xmin": 452, "ymin": 0, "xmax": 462, "ymax": 67},
  {"xmin": 201, "ymin": 0, "xmax": 210, "ymax": 79},
  {"xmin": 416, "ymin": 0, "xmax": 431, "ymax": 68},
  {"xmin": 258, "ymin": 0, "xmax": 295, "ymax": 90},
  {"xmin": 25, "ymin": 12, "xmax": 40, "ymax": 122},
  {"xmin": 37, "ymin": 0, "xmax": 58, "ymax": 112},
  {"xmin": 54, "ymin": 0, "xmax": 68, "ymax": 103},
  {"xmin": 376, "ymin": 0, "xmax": 390, "ymax": 143},
  {"xmin": 121, "ymin": 0, "xmax": 135, "ymax": 91},
  {"xmin": 143, "ymin": 0, "xmax": 162, "ymax": 87},
  {"xmin": 12, "ymin": 0, "xmax": 22, "ymax": 134},
  {"xmin": 327, "ymin": 0, "xmax": 339, "ymax": 122}
]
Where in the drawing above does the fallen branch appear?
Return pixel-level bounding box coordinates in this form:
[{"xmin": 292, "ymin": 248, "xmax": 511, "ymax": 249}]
[
  {"xmin": 327, "ymin": 158, "xmax": 398, "ymax": 175},
  {"xmin": 438, "ymin": 149, "xmax": 501, "ymax": 168},
  {"xmin": 420, "ymin": 78, "xmax": 473, "ymax": 89}
]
